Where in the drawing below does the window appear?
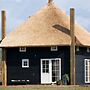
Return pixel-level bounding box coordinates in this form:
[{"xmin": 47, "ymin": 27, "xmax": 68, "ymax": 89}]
[
  {"xmin": 87, "ymin": 48, "xmax": 90, "ymax": 53},
  {"xmin": 22, "ymin": 59, "xmax": 29, "ymax": 68},
  {"xmin": 19, "ymin": 47, "xmax": 26, "ymax": 52},
  {"xmin": 76, "ymin": 47, "xmax": 79, "ymax": 52},
  {"xmin": 42, "ymin": 60, "xmax": 49, "ymax": 73},
  {"xmin": 51, "ymin": 46, "xmax": 58, "ymax": 51},
  {"xmin": 85, "ymin": 59, "xmax": 90, "ymax": 83}
]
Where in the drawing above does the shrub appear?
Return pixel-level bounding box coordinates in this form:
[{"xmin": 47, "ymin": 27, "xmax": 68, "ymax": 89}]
[
  {"xmin": 56, "ymin": 80, "xmax": 62, "ymax": 85},
  {"xmin": 62, "ymin": 74, "xmax": 69, "ymax": 85}
]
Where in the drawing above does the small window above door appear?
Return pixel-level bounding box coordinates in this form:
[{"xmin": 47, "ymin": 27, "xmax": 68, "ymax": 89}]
[
  {"xmin": 87, "ymin": 48, "xmax": 90, "ymax": 53},
  {"xmin": 51, "ymin": 46, "xmax": 58, "ymax": 51}
]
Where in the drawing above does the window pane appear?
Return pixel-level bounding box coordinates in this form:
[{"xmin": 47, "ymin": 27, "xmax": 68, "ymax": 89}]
[
  {"xmin": 42, "ymin": 61, "xmax": 45, "ymax": 65},
  {"xmin": 43, "ymin": 69, "xmax": 45, "ymax": 73},
  {"xmin": 21, "ymin": 47, "xmax": 25, "ymax": 50},
  {"xmin": 46, "ymin": 61, "xmax": 49, "ymax": 65},
  {"xmin": 52, "ymin": 66, "xmax": 55, "ymax": 70},
  {"xmin": 46, "ymin": 68, "xmax": 49, "ymax": 73},
  {"xmin": 86, "ymin": 66, "xmax": 88, "ymax": 70},
  {"xmin": 52, "ymin": 77, "xmax": 55, "ymax": 82},
  {"xmin": 46, "ymin": 64, "xmax": 49, "ymax": 68},
  {"xmin": 52, "ymin": 60, "xmax": 56, "ymax": 67},
  {"xmin": 56, "ymin": 66, "xmax": 59, "ymax": 70},
  {"xmin": 43, "ymin": 65, "xmax": 45, "ymax": 68},
  {"xmin": 86, "ymin": 77, "xmax": 88, "ymax": 81},
  {"xmin": 56, "ymin": 60, "xmax": 59, "ymax": 65},
  {"xmin": 56, "ymin": 71, "xmax": 59, "ymax": 77},
  {"xmin": 24, "ymin": 61, "xmax": 28, "ymax": 66},
  {"xmin": 56, "ymin": 76, "xmax": 59, "ymax": 81},
  {"xmin": 86, "ymin": 60, "xmax": 88, "ymax": 65},
  {"xmin": 86, "ymin": 71, "xmax": 88, "ymax": 77}
]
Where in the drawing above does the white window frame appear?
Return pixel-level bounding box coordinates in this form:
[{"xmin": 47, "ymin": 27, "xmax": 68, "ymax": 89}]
[
  {"xmin": 85, "ymin": 59, "xmax": 90, "ymax": 83},
  {"xmin": 19, "ymin": 47, "xmax": 26, "ymax": 52},
  {"xmin": 76, "ymin": 47, "xmax": 79, "ymax": 51},
  {"xmin": 87, "ymin": 48, "xmax": 90, "ymax": 53},
  {"xmin": 41, "ymin": 58, "xmax": 61, "ymax": 84},
  {"xmin": 51, "ymin": 46, "xmax": 58, "ymax": 51},
  {"xmin": 22, "ymin": 59, "xmax": 29, "ymax": 68}
]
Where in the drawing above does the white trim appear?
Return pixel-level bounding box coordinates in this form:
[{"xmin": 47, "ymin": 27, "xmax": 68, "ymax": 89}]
[
  {"xmin": 76, "ymin": 47, "xmax": 79, "ymax": 51},
  {"xmin": 22, "ymin": 59, "xmax": 29, "ymax": 68},
  {"xmin": 85, "ymin": 59, "xmax": 90, "ymax": 83},
  {"xmin": 19, "ymin": 47, "xmax": 26, "ymax": 52},
  {"xmin": 87, "ymin": 48, "xmax": 90, "ymax": 53},
  {"xmin": 51, "ymin": 46, "xmax": 58, "ymax": 51}
]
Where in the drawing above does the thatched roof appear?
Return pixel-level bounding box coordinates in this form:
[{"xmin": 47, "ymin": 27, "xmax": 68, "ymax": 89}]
[{"xmin": 1, "ymin": 3, "xmax": 90, "ymax": 47}]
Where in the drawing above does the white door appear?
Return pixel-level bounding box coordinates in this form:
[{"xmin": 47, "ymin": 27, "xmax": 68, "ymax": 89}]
[
  {"xmin": 41, "ymin": 59, "xmax": 51, "ymax": 84},
  {"xmin": 41, "ymin": 58, "xmax": 61, "ymax": 84}
]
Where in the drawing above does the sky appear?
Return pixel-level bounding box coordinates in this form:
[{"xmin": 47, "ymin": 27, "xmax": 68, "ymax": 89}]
[{"xmin": 0, "ymin": 0, "xmax": 90, "ymax": 38}]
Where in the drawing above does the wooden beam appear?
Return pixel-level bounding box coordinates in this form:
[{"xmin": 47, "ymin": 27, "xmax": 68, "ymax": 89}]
[
  {"xmin": 2, "ymin": 11, "xmax": 6, "ymax": 39},
  {"xmin": 48, "ymin": 0, "xmax": 53, "ymax": 3},
  {"xmin": 1, "ymin": 10, "xmax": 7, "ymax": 86},
  {"xmin": 70, "ymin": 8, "xmax": 76, "ymax": 85},
  {"xmin": 2, "ymin": 49, "xmax": 7, "ymax": 86}
]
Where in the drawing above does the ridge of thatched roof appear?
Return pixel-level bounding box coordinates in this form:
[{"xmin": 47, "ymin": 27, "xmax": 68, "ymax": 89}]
[{"xmin": 0, "ymin": 3, "xmax": 90, "ymax": 47}]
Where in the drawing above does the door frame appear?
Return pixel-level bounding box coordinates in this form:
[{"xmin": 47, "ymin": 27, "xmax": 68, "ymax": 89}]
[{"xmin": 40, "ymin": 58, "xmax": 61, "ymax": 84}]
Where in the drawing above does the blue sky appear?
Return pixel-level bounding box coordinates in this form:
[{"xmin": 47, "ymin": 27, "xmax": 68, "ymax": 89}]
[{"xmin": 0, "ymin": 0, "xmax": 90, "ymax": 37}]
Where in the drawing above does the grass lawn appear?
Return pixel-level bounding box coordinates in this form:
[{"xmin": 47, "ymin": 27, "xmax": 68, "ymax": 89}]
[{"xmin": 0, "ymin": 85, "xmax": 90, "ymax": 90}]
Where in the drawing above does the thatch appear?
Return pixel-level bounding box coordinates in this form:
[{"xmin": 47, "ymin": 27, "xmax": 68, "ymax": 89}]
[{"xmin": 0, "ymin": 3, "xmax": 90, "ymax": 47}]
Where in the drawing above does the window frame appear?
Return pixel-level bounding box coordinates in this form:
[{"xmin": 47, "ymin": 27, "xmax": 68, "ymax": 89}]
[
  {"xmin": 85, "ymin": 59, "xmax": 90, "ymax": 83},
  {"xmin": 76, "ymin": 46, "xmax": 79, "ymax": 52},
  {"xmin": 51, "ymin": 46, "xmax": 58, "ymax": 51},
  {"xmin": 22, "ymin": 59, "xmax": 29, "ymax": 68},
  {"xmin": 87, "ymin": 48, "xmax": 90, "ymax": 53},
  {"xmin": 19, "ymin": 47, "xmax": 26, "ymax": 52}
]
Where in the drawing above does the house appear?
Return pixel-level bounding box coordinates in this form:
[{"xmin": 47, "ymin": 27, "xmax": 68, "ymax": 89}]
[{"xmin": 1, "ymin": 0, "xmax": 90, "ymax": 86}]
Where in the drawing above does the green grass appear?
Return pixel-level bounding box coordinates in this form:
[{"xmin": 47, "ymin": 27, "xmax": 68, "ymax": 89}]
[{"xmin": 0, "ymin": 86, "xmax": 90, "ymax": 90}]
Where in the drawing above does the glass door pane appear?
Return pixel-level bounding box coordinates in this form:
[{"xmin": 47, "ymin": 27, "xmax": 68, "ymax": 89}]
[
  {"xmin": 42, "ymin": 60, "xmax": 49, "ymax": 73},
  {"xmin": 52, "ymin": 60, "xmax": 60, "ymax": 82}
]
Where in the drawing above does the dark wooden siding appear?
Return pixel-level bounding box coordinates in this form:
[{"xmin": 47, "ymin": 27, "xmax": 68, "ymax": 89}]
[
  {"xmin": 76, "ymin": 47, "xmax": 90, "ymax": 85},
  {"xmin": 7, "ymin": 46, "xmax": 70, "ymax": 85}
]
